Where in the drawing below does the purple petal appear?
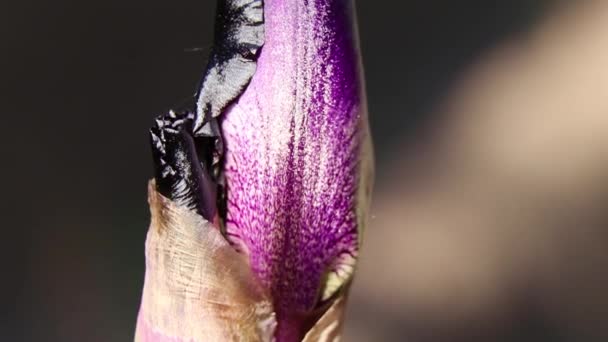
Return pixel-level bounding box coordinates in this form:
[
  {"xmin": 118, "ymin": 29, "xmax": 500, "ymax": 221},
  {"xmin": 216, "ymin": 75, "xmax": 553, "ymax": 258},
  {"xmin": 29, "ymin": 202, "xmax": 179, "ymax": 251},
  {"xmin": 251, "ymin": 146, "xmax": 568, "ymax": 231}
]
[{"xmin": 221, "ymin": 0, "xmax": 371, "ymax": 336}]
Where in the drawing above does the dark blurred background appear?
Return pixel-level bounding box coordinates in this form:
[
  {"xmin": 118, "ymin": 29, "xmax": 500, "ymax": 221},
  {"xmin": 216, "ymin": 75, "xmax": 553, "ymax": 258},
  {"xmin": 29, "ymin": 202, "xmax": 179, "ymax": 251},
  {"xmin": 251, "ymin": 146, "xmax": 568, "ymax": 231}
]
[{"xmin": 9, "ymin": 0, "xmax": 608, "ymax": 341}]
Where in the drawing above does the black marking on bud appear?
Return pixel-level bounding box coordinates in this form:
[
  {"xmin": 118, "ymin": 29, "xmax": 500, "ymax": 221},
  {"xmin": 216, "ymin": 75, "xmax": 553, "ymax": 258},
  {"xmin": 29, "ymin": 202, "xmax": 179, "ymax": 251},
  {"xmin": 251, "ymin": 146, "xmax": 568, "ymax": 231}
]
[
  {"xmin": 150, "ymin": 111, "xmax": 219, "ymax": 221},
  {"xmin": 194, "ymin": 0, "xmax": 264, "ymax": 133},
  {"xmin": 150, "ymin": 0, "xmax": 264, "ymax": 222}
]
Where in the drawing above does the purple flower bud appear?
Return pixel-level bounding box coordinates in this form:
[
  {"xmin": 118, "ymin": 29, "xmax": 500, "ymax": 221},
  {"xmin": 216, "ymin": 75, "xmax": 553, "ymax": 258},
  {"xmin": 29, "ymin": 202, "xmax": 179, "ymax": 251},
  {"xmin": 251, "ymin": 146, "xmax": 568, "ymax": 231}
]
[{"xmin": 136, "ymin": 1, "xmax": 372, "ymax": 341}]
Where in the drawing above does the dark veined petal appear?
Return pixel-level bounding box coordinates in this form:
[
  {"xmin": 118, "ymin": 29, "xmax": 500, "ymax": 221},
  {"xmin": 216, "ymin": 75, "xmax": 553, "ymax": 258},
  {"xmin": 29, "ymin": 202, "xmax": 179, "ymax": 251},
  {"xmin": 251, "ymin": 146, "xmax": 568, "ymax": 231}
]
[{"xmin": 222, "ymin": 0, "xmax": 373, "ymax": 339}]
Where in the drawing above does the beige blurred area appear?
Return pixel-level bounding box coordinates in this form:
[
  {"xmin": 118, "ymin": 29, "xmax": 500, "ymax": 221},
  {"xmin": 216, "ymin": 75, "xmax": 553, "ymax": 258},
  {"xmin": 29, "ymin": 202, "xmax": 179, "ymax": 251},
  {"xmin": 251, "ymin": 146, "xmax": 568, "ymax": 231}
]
[{"xmin": 346, "ymin": 2, "xmax": 608, "ymax": 341}]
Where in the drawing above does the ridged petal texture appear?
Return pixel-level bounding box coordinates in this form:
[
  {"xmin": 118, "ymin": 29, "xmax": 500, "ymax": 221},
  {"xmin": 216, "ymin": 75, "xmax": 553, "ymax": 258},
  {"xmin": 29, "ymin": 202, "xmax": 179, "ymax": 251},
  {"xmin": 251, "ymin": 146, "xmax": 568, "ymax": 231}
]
[{"xmin": 221, "ymin": 0, "xmax": 372, "ymax": 337}]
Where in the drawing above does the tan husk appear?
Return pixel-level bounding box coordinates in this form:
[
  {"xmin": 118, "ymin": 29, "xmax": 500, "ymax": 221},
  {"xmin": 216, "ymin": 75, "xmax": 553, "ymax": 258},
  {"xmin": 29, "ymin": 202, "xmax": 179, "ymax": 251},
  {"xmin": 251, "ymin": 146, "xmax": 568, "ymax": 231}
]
[
  {"xmin": 135, "ymin": 181, "xmax": 353, "ymax": 341},
  {"xmin": 135, "ymin": 181, "xmax": 275, "ymax": 341}
]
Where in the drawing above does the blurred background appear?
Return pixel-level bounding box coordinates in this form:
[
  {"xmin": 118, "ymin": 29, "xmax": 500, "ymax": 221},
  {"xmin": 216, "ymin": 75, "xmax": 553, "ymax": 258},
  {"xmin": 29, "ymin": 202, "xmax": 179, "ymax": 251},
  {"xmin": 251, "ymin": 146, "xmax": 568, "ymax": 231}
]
[{"xmin": 7, "ymin": 0, "xmax": 608, "ymax": 340}]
